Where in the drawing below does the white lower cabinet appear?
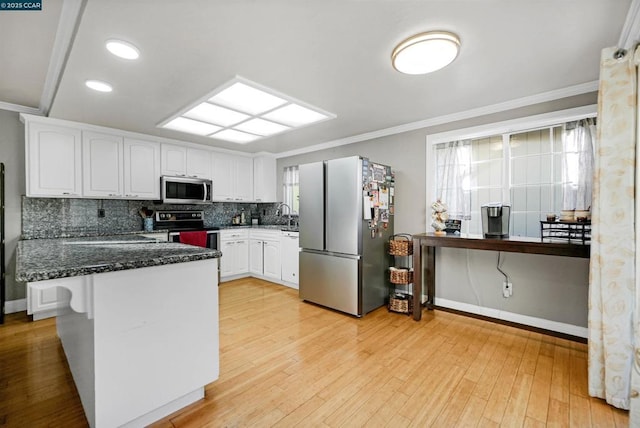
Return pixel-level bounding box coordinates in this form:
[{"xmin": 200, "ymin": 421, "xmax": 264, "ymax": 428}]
[
  {"xmin": 220, "ymin": 230, "xmax": 249, "ymax": 279},
  {"xmin": 249, "ymin": 230, "xmax": 281, "ymax": 281},
  {"xmin": 280, "ymin": 231, "xmax": 299, "ymax": 288},
  {"xmin": 27, "ymin": 277, "xmax": 72, "ymax": 320}
]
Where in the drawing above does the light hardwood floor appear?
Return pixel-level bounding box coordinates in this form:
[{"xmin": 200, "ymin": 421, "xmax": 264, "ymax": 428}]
[{"xmin": 0, "ymin": 277, "xmax": 629, "ymax": 427}]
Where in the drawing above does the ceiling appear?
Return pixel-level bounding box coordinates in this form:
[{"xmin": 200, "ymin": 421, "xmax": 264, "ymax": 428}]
[{"xmin": 0, "ymin": 0, "xmax": 633, "ymax": 155}]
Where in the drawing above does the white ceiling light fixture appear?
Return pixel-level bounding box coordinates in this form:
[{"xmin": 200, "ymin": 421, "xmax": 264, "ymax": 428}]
[
  {"xmin": 106, "ymin": 39, "xmax": 140, "ymax": 60},
  {"xmin": 163, "ymin": 117, "xmax": 222, "ymax": 136},
  {"xmin": 85, "ymin": 79, "xmax": 113, "ymax": 93},
  {"xmin": 391, "ymin": 31, "xmax": 460, "ymax": 75},
  {"xmin": 158, "ymin": 76, "xmax": 336, "ymax": 144}
]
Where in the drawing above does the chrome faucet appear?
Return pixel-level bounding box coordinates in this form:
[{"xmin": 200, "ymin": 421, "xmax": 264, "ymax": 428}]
[{"xmin": 276, "ymin": 203, "xmax": 294, "ymax": 227}]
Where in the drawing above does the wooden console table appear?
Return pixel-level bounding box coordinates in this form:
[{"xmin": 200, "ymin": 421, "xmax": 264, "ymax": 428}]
[{"xmin": 411, "ymin": 233, "xmax": 591, "ymax": 321}]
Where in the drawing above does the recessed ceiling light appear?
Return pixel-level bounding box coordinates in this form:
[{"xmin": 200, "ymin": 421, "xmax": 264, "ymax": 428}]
[
  {"xmin": 159, "ymin": 76, "xmax": 336, "ymax": 143},
  {"xmin": 391, "ymin": 31, "xmax": 460, "ymax": 75},
  {"xmin": 209, "ymin": 82, "xmax": 287, "ymax": 115},
  {"xmin": 85, "ymin": 80, "xmax": 113, "ymax": 92},
  {"xmin": 106, "ymin": 39, "xmax": 140, "ymax": 60},
  {"xmin": 183, "ymin": 102, "xmax": 249, "ymax": 127},
  {"xmin": 163, "ymin": 117, "xmax": 222, "ymax": 136},
  {"xmin": 263, "ymin": 103, "xmax": 329, "ymax": 126},
  {"xmin": 211, "ymin": 129, "xmax": 261, "ymax": 144},
  {"xmin": 234, "ymin": 118, "xmax": 290, "ymax": 136}
]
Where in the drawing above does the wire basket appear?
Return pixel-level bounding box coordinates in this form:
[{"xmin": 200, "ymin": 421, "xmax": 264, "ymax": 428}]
[
  {"xmin": 389, "ymin": 234, "xmax": 413, "ymax": 256},
  {"xmin": 390, "ymin": 267, "xmax": 413, "ymax": 284},
  {"xmin": 389, "ymin": 293, "xmax": 413, "ymax": 314}
]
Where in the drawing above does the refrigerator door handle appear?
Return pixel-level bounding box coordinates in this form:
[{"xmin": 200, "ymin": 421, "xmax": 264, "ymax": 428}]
[{"xmin": 300, "ymin": 249, "xmax": 361, "ymax": 260}]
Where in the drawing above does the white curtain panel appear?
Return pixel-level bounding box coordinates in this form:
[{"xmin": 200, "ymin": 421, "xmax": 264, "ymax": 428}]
[
  {"xmin": 436, "ymin": 140, "xmax": 471, "ymax": 220},
  {"xmin": 562, "ymin": 118, "xmax": 596, "ymax": 211},
  {"xmin": 588, "ymin": 46, "xmax": 638, "ymax": 413}
]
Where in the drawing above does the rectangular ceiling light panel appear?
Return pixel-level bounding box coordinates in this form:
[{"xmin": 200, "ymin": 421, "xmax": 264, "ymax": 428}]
[{"xmin": 159, "ymin": 76, "xmax": 336, "ymax": 144}]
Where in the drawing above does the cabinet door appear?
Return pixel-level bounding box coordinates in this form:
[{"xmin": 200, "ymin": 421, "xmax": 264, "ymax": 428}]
[
  {"xmin": 234, "ymin": 156, "xmax": 254, "ymax": 201},
  {"xmin": 27, "ymin": 122, "xmax": 82, "ymax": 197},
  {"xmin": 123, "ymin": 138, "xmax": 161, "ymax": 199},
  {"xmin": 82, "ymin": 131, "xmax": 124, "ymax": 198},
  {"xmin": 253, "ymin": 156, "xmax": 277, "ymax": 202},
  {"xmin": 161, "ymin": 144, "xmax": 187, "ymax": 176},
  {"xmin": 220, "ymin": 240, "xmax": 235, "ymax": 277},
  {"xmin": 212, "ymin": 152, "xmax": 234, "ymax": 201},
  {"xmin": 249, "ymin": 239, "xmax": 264, "ymax": 275},
  {"xmin": 235, "ymin": 239, "xmax": 249, "ymax": 273},
  {"xmin": 263, "ymin": 239, "xmax": 281, "ymax": 280},
  {"xmin": 186, "ymin": 148, "xmax": 212, "ymax": 179},
  {"xmin": 281, "ymin": 235, "xmax": 299, "ymax": 286}
]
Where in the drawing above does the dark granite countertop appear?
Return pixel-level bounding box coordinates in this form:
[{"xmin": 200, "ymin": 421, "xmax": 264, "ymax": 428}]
[{"xmin": 16, "ymin": 234, "xmax": 222, "ymax": 283}]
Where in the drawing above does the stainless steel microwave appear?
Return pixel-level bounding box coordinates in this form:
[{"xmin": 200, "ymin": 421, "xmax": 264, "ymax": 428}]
[{"xmin": 161, "ymin": 176, "xmax": 212, "ymax": 204}]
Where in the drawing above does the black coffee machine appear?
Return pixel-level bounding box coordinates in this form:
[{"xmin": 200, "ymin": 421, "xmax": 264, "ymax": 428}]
[{"xmin": 481, "ymin": 203, "xmax": 510, "ymax": 238}]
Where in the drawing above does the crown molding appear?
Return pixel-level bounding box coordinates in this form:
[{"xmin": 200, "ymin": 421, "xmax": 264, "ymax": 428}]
[
  {"xmin": 275, "ymin": 80, "xmax": 598, "ymax": 158},
  {"xmin": 619, "ymin": 0, "xmax": 640, "ymax": 50},
  {"xmin": 0, "ymin": 102, "xmax": 42, "ymax": 116},
  {"xmin": 39, "ymin": 0, "xmax": 87, "ymax": 116}
]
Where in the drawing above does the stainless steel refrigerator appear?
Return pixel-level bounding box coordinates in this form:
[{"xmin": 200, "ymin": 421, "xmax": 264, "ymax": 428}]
[{"xmin": 299, "ymin": 156, "xmax": 394, "ymax": 316}]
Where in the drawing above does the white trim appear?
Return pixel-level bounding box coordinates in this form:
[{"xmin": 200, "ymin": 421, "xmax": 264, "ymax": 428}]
[
  {"xmin": 435, "ymin": 298, "xmax": 588, "ymax": 339},
  {"xmin": 5, "ymin": 298, "xmax": 27, "ymax": 314},
  {"xmin": 424, "ymin": 104, "xmax": 598, "ymax": 217},
  {"xmin": 39, "ymin": 0, "xmax": 87, "ymax": 116},
  {"xmin": 0, "ymin": 102, "xmax": 42, "ymax": 115},
  {"xmin": 619, "ymin": 0, "xmax": 640, "ymax": 51},
  {"xmin": 275, "ymin": 81, "xmax": 598, "ymax": 158}
]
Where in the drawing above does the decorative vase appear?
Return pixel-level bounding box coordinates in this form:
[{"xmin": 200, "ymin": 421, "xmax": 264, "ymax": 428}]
[{"xmin": 431, "ymin": 199, "xmax": 448, "ymax": 236}]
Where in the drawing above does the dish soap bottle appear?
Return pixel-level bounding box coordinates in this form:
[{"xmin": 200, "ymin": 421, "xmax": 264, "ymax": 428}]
[{"xmin": 240, "ymin": 209, "xmax": 246, "ymax": 225}]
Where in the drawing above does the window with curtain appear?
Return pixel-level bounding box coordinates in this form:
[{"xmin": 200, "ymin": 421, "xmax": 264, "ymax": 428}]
[
  {"xmin": 433, "ymin": 117, "xmax": 595, "ymax": 238},
  {"xmin": 282, "ymin": 165, "xmax": 299, "ymax": 213}
]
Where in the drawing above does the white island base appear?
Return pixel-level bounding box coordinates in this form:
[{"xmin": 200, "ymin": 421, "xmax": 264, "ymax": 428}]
[{"xmin": 31, "ymin": 259, "xmax": 219, "ymax": 427}]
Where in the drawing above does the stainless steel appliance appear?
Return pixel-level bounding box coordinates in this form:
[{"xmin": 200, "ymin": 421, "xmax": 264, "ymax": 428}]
[
  {"xmin": 299, "ymin": 156, "xmax": 394, "ymax": 317},
  {"xmin": 481, "ymin": 203, "xmax": 511, "ymax": 238},
  {"xmin": 0, "ymin": 164, "xmax": 4, "ymax": 324},
  {"xmin": 154, "ymin": 210, "xmax": 219, "ymax": 248},
  {"xmin": 161, "ymin": 176, "xmax": 212, "ymax": 204}
]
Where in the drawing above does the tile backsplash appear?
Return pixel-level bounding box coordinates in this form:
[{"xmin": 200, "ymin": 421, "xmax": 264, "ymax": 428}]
[{"xmin": 21, "ymin": 197, "xmax": 292, "ymax": 239}]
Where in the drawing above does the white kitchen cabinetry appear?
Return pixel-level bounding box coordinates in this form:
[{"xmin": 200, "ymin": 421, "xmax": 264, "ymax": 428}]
[
  {"xmin": 249, "ymin": 229, "xmax": 281, "ymax": 281},
  {"xmin": 220, "ymin": 229, "xmax": 249, "ymax": 279},
  {"xmin": 123, "ymin": 138, "xmax": 161, "ymax": 199},
  {"xmin": 253, "ymin": 155, "xmax": 277, "ymax": 202},
  {"xmin": 280, "ymin": 231, "xmax": 299, "ymax": 288},
  {"xmin": 161, "ymin": 144, "xmax": 211, "ymax": 179},
  {"xmin": 27, "ymin": 277, "xmax": 72, "ymax": 320},
  {"xmin": 26, "ymin": 121, "xmax": 82, "ymax": 197},
  {"xmin": 212, "ymin": 153, "xmax": 254, "ymax": 201},
  {"xmin": 82, "ymin": 131, "xmax": 124, "ymax": 198}
]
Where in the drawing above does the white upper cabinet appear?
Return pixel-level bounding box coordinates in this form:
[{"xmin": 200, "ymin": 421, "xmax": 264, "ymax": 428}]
[
  {"xmin": 82, "ymin": 131, "xmax": 124, "ymax": 198},
  {"xmin": 161, "ymin": 144, "xmax": 187, "ymax": 176},
  {"xmin": 186, "ymin": 147, "xmax": 212, "ymax": 179},
  {"xmin": 26, "ymin": 122, "xmax": 82, "ymax": 197},
  {"xmin": 253, "ymin": 155, "xmax": 277, "ymax": 202},
  {"xmin": 161, "ymin": 144, "xmax": 211, "ymax": 179},
  {"xmin": 123, "ymin": 138, "xmax": 161, "ymax": 199},
  {"xmin": 212, "ymin": 152, "xmax": 254, "ymax": 201}
]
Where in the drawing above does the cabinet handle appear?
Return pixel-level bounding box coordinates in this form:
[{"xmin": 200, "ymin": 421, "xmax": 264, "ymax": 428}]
[
  {"xmin": 125, "ymin": 194, "xmax": 139, "ymax": 197},
  {"xmin": 236, "ymin": 241, "xmax": 244, "ymax": 244},
  {"xmin": 226, "ymin": 198, "xmax": 233, "ymax": 201},
  {"xmin": 62, "ymin": 192, "xmax": 78, "ymax": 196},
  {"xmin": 108, "ymin": 193, "xmax": 118, "ymax": 197},
  {"xmin": 235, "ymin": 198, "xmax": 243, "ymax": 201}
]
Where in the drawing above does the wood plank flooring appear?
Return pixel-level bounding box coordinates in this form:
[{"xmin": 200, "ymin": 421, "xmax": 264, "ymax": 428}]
[{"xmin": 0, "ymin": 277, "xmax": 629, "ymax": 427}]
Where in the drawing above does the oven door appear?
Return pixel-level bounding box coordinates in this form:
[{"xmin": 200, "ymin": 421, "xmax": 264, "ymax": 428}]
[{"xmin": 161, "ymin": 176, "xmax": 212, "ymax": 204}]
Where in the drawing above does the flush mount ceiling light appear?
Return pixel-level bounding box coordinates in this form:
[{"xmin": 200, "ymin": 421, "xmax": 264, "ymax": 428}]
[
  {"xmin": 85, "ymin": 79, "xmax": 113, "ymax": 93},
  {"xmin": 106, "ymin": 39, "xmax": 140, "ymax": 60},
  {"xmin": 391, "ymin": 31, "xmax": 460, "ymax": 75},
  {"xmin": 158, "ymin": 76, "xmax": 336, "ymax": 144}
]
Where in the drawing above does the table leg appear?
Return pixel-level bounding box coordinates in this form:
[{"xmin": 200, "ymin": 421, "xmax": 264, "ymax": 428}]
[
  {"xmin": 412, "ymin": 238, "xmax": 422, "ymax": 320},
  {"xmin": 425, "ymin": 245, "xmax": 435, "ymax": 310}
]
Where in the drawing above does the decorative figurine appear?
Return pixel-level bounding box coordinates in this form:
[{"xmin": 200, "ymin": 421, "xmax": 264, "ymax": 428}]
[{"xmin": 431, "ymin": 200, "xmax": 448, "ymax": 236}]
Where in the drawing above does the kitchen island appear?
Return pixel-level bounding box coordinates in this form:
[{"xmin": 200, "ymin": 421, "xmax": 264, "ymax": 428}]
[{"xmin": 16, "ymin": 235, "xmax": 222, "ymax": 428}]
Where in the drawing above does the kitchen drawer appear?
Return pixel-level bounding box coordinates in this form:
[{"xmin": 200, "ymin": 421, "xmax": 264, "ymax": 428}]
[
  {"xmin": 220, "ymin": 229, "xmax": 249, "ymax": 240},
  {"xmin": 249, "ymin": 229, "xmax": 280, "ymax": 241}
]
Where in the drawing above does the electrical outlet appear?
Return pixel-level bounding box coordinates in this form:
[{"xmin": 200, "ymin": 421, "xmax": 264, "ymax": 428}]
[
  {"xmin": 98, "ymin": 208, "xmax": 105, "ymax": 218},
  {"xmin": 502, "ymin": 281, "xmax": 513, "ymax": 298}
]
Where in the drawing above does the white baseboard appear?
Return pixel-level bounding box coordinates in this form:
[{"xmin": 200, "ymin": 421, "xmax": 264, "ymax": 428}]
[
  {"xmin": 5, "ymin": 299, "xmax": 27, "ymax": 314},
  {"xmin": 435, "ymin": 298, "xmax": 588, "ymax": 339}
]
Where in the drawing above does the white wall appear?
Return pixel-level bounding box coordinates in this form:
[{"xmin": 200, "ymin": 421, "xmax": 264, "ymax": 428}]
[
  {"xmin": 0, "ymin": 109, "xmax": 26, "ymax": 301},
  {"xmin": 277, "ymin": 92, "xmax": 597, "ymax": 331}
]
